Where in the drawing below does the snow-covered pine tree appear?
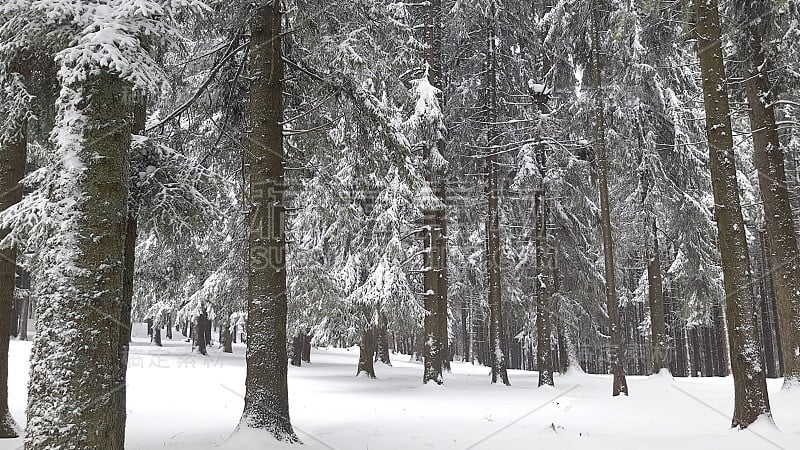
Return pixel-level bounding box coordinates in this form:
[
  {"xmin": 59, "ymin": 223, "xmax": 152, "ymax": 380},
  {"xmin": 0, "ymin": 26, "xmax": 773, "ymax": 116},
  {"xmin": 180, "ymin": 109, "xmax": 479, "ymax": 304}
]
[{"xmin": 0, "ymin": 1, "xmax": 203, "ymax": 447}]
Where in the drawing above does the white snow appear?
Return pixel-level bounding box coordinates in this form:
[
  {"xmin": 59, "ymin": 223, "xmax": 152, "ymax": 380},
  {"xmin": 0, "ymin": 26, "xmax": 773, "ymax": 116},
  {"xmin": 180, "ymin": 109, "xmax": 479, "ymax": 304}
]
[{"xmin": 4, "ymin": 324, "xmax": 800, "ymax": 449}]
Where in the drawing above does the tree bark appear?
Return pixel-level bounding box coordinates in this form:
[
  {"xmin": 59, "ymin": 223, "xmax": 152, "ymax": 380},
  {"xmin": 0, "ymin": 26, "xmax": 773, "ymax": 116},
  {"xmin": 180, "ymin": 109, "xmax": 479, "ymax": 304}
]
[
  {"xmin": 693, "ymin": 0, "xmax": 771, "ymax": 427},
  {"xmin": 25, "ymin": 71, "xmax": 131, "ymax": 450},
  {"xmin": 740, "ymin": 2, "xmax": 800, "ymax": 387},
  {"xmin": 591, "ymin": 4, "xmax": 628, "ymax": 396},
  {"xmin": 0, "ymin": 58, "xmax": 27, "ymax": 440},
  {"xmin": 485, "ymin": 0, "xmax": 510, "ymax": 386},
  {"xmin": 237, "ymin": 0, "xmax": 297, "ymax": 442},
  {"xmin": 357, "ymin": 330, "xmax": 377, "ymax": 379},
  {"xmin": 152, "ymin": 326, "xmax": 162, "ymax": 347},
  {"xmin": 114, "ymin": 95, "xmax": 143, "ymax": 447},
  {"xmin": 166, "ymin": 314, "xmax": 173, "ymax": 340},
  {"xmin": 416, "ymin": 0, "xmax": 450, "ymax": 381},
  {"xmin": 221, "ymin": 312, "xmax": 233, "ymax": 354},
  {"xmin": 535, "ymin": 147, "xmax": 553, "ymax": 387},
  {"xmin": 290, "ymin": 333, "xmax": 302, "ymax": 367},
  {"xmin": 647, "ymin": 219, "xmax": 669, "ymax": 373},
  {"xmin": 376, "ymin": 315, "xmax": 391, "ymax": 366},
  {"xmin": 195, "ymin": 309, "xmax": 208, "ymax": 356},
  {"xmin": 301, "ymin": 332, "xmax": 311, "ymax": 363}
]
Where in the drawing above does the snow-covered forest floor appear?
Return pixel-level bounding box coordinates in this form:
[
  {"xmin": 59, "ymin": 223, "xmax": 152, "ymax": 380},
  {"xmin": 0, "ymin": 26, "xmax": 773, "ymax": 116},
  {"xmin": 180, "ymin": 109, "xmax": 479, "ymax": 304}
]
[{"xmin": 4, "ymin": 324, "xmax": 800, "ymax": 449}]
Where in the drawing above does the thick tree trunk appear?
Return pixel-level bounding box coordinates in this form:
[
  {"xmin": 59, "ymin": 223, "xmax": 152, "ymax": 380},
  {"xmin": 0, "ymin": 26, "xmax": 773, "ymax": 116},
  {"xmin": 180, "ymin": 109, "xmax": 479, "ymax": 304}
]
[
  {"xmin": 647, "ymin": 219, "xmax": 669, "ymax": 373},
  {"xmin": 26, "ymin": 71, "xmax": 131, "ymax": 450},
  {"xmin": 740, "ymin": 5, "xmax": 800, "ymax": 387},
  {"xmin": 237, "ymin": 0, "xmax": 297, "ymax": 442},
  {"xmin": 357, "ymin": 330, "xmax": 377, "ymax": 379},
  {"xmin": 417, "ymin": 0, "xmax": 450, "ymax": 381},
  {"xmin": 591, "ymin": 4, "xmax": 628, "ymax": 396},
  {"xmin": 0, "ymin": 59, "xmax": 26, "ymax": 439},
  {"xmin": 485, "ymin": 0, "xmax": 510, "ymax": 386},
  {"xmin": 693, "ymin": 0, "xmax": 771, "ymax": 427}
]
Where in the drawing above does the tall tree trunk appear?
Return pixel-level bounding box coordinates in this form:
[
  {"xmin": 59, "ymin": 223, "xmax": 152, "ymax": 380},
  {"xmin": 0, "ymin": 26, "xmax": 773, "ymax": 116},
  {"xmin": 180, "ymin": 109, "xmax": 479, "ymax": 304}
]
[
  {"xmin": 114, "ymin": 97, "xmax": 145, "ymax": 447},
  {"xmin": 420, "ymin": 0, "xmax": 448, "ymax": 384},
  {"xmin": 693, "ymin": 0, "xmax": 771, "ymax": 427},
  {"xmin": 26, "ymin": 70, "xmax": 131, "ymax": 450},
  {"xmin": 485, "ymin": 0, "xmax": 510, "ymax": 386},
  {"xmin": 237, "ymin": 0, "xmax": 297, "ymax": 442},
  {"xmin": 535, "ymin": 149, "xmax": 553, "ymax": 387},
  {"xmin": 591, "ymin": 4, "xmax": 628, "ymax": 396},
  {"xmin": 739, "ymin": 1, "xmax": 800, "ymax": 388},
  {"xmin": 357, "ymin": 330, "xmax": 377, "ymax": 379},
  {"xmin": 0, "ymin": 58, "xmax": 27, "ymax": 440},
  {"xmin": 647, "ymin": 219, "xmax": 669, "ymax": 373}
]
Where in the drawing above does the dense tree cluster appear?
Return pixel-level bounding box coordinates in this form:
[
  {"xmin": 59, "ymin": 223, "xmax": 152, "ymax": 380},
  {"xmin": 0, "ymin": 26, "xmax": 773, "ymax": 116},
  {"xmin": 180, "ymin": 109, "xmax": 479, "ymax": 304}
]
[{"xmin": 1, "ymin": 0, "xmax": 800, "ymax": 445}]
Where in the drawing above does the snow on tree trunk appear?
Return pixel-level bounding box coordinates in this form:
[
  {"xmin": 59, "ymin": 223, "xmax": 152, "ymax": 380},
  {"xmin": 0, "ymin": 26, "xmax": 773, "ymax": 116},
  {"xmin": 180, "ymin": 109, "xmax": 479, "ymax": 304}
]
[
  {"xmin": 485, "ymin": 0, "xmax": 510, "ymax": 387},
  {"xmin": 739, "ymin": 1, "xmax": 800, "ymax": 389},
  {"xmin": 0, "ymin": 58, "xmax": 26, "ymax": 440},
  {"xmin": 25, "ymin": 70, "xmax": 131, "ymax": 450},
  {"xmin": 236, "ymin": 0, "xmax": 298, "ymax": 443},
  {"xmin": 535, "ymin": 150, "xmax": 553, "ymax": 387},
  {"xmin": 693, "ymin": 0, "xmax": 771, "ymax": 428},
  {"xmin": 591, "ymin": 4, "xmax": 628, "ymax": 397},
  {"xmin": 421, "ymin": 0, "xmax": 449, "ymax": 384}
]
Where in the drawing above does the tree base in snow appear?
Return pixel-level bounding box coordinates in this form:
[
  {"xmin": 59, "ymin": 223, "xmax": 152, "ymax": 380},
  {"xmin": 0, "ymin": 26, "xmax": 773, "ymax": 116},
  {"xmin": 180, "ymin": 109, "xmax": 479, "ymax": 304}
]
[{"xmin": 0, "ymin": 412, "xmax": 19, "ymax": 439}]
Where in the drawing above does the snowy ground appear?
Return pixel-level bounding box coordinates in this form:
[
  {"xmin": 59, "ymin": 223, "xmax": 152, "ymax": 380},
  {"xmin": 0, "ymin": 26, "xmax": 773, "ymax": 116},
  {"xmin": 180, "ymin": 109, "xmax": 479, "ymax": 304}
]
[{"xmin": 4, "ymin": 324, "xmax": 800, "ymax": 449}]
